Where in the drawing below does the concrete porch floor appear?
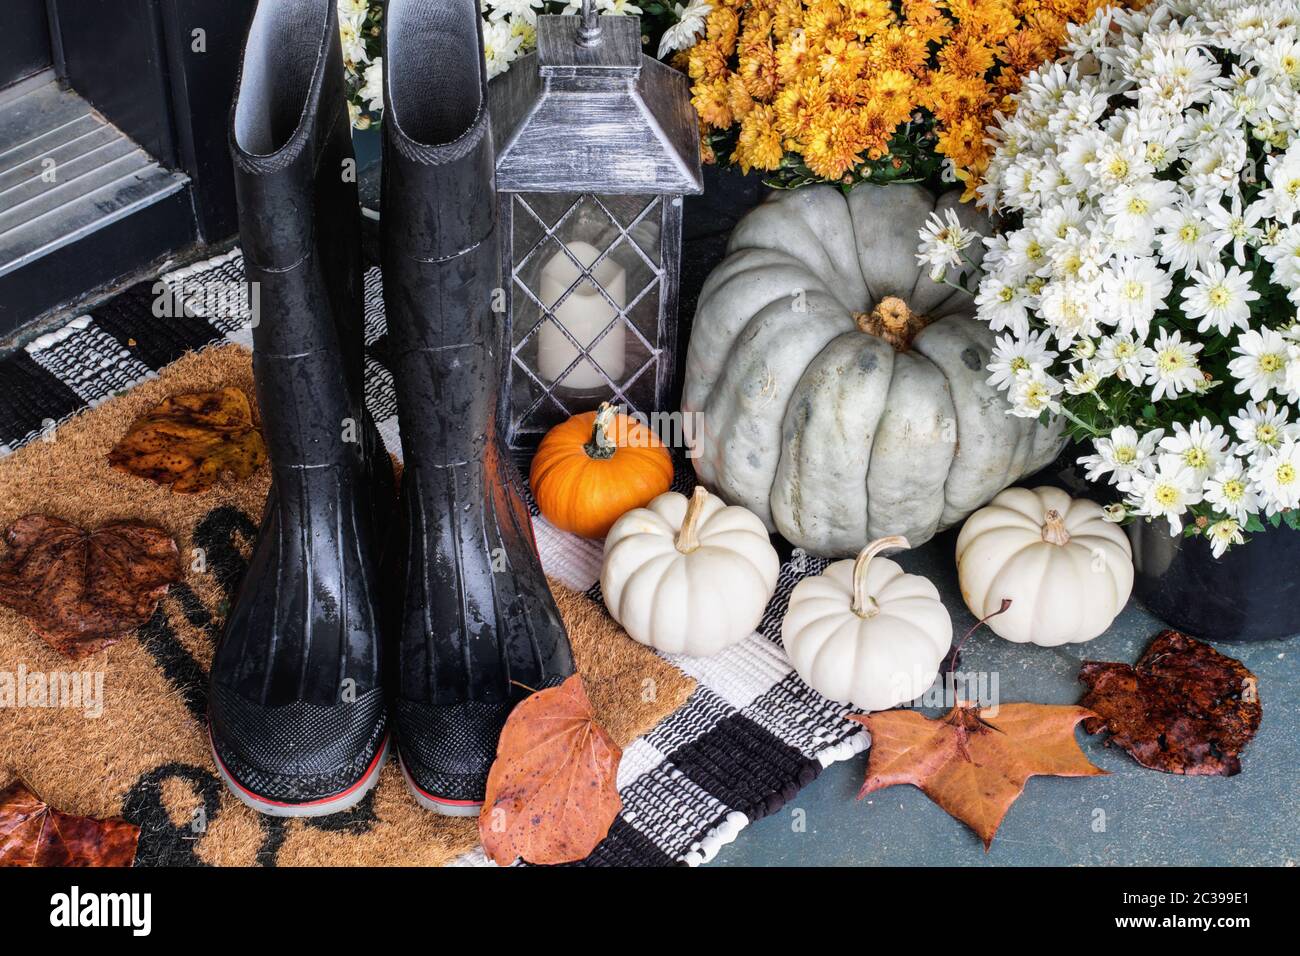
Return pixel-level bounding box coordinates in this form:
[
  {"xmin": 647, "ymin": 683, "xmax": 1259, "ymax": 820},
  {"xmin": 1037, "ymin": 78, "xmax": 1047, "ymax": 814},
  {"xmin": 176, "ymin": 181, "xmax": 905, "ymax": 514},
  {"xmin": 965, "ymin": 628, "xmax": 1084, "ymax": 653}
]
[{"xmin": 716, "ymin": 525, "xmax": 1299, "ymax": 867}]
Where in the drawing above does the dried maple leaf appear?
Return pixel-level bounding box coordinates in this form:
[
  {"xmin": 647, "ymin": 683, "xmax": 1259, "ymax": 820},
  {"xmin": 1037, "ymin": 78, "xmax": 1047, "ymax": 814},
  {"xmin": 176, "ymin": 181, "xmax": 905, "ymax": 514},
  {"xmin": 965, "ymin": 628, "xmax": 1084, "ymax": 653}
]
[
  {"xmin": 0, "ymin": 516, "xmax": 182, "ymax": 658},
  {"xmin": 852, "ymin": 703, "xmax": 1105, "ymax": 850},
  {"xmin": 0, "ymin": 781, "xmax": 139, "ymax": 866},
  {"xmin": 1079, "ymin": 630, "xmax": 1261, "ymax": 776},
  {"xmin": 478, "ymin": 674, "xmax": 622, "ymax": 866},
  {"xmin": 108, "ymin": 388, "xmax": 267, "ymax": 493}
]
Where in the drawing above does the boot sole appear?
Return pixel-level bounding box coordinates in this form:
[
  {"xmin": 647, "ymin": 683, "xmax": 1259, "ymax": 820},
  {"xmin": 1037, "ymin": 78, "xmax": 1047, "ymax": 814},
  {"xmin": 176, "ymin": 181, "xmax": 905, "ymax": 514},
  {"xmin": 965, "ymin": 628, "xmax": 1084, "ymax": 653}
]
[
  {"xmin": 397, "ymin": 754, "xmax": 484, "ymax": 817},
  {"xmin": 210, "ymin": 731, "xmax": 389, "ymax": 818}
]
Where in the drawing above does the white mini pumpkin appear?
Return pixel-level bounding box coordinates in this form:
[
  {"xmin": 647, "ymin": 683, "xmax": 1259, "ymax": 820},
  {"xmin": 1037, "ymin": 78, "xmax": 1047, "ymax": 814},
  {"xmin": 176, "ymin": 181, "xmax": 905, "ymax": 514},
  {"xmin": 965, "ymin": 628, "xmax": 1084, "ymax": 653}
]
[
  {"xmin": 682, "ymin": 183, "xmax": 1065, "ymax": 557},
  {"xmin": 601, "ymin": 487, "xmax": 779, "ymax": 657},
  {"xmin": 781, "ymin": 536, "xmax": 952, "ymax": 712},
  {"xmin": 956, "ymin": 486, "xmax": 1133, "ymax": 646}
]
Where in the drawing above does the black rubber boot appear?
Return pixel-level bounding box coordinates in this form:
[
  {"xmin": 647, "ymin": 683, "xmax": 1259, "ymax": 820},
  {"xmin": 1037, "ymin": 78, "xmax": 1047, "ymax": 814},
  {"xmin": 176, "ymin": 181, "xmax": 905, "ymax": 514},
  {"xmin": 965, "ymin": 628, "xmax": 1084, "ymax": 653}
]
[
  {"xmin": 381, "ymin": 0, "xmax": 575, "ymax": 815},
  {"xmin": 209, "ymin": 0, "xmax": 395, "ymax": 818}
]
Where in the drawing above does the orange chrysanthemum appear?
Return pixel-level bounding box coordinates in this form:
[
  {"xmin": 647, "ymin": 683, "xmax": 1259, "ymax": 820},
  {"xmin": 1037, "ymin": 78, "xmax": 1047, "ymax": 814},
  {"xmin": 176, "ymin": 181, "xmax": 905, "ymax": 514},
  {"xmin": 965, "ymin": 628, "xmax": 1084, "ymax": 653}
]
[{"xmin": 685, "ymin": 0, "xmax": 1135, "ymax": 191}]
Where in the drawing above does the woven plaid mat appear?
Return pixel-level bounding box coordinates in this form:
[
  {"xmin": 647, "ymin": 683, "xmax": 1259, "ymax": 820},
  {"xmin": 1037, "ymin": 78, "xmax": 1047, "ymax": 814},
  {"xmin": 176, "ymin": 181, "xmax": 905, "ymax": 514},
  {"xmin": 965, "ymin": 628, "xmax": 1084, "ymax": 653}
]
[{"xmin": 0, "ymin": 249, "xmax": 867, "ymax": 865}]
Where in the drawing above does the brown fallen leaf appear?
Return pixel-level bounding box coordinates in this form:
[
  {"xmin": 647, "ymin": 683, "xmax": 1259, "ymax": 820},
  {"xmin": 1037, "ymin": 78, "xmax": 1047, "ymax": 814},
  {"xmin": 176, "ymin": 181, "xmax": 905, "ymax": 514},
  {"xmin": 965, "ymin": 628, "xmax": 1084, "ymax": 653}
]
[
  {"xmin": 1079, "ymin": 630, "xmax": 1261, "ymax": 776},
  {"xmin": 478, "ymin": 674, "xmax": 622, "ymax": 866},
  {"xmin": 0, "ymin": 516, "xmax": 182, "ymax": 658},
  {"xmin": 108, "ymin": 387, "xmax": 267, "ymax": 493},
  {"xmin": 852, "ymin": 703, "xmax": 1105, "ymax": 850},
  {"xmin": 0, "ymin": 780, "xmax": 139, "ymax": 866}
]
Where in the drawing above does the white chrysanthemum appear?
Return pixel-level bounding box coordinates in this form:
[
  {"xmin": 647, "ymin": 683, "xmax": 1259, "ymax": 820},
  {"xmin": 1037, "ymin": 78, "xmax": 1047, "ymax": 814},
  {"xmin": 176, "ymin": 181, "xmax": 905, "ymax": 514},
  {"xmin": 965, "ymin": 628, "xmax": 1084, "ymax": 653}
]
[
  {"xmin": 1250, "ymin": 439, "xmax": 1300, "ymax": 512},
  {"xmin": 1158, "ymin": 417, "xmax": 1230, "ymax": 481},
  {"xmin": 1259, "ymin": 224, "xmax": 1300, "ymax": 299},
  {"xmin": 487, "ymin": 0, "xmax": 544, "ymax": 23},
  {"xmin": 338, "ymin": 15, "xmax": 369, "ymax": 68},
  {"xmin": 658, "ymin": 1, "xmax": 712, "ymax": 58},
  {"xmin": 1100, "ymin": 256, "xmax": 1172, "ymax": 340},
  {"xmin": 1205, "ymin": 458, "xmax": 1259, "ymax": 524},
  {"xmin": 1229, "ymin": 399, "xmax": 1299, "ymax": 454},
  {"xmin": 1096, "ymin": 333, "xmax": 1151, "ymax": 383},
  {"xmin": 1155, "ymin": 204, "xmax": 1217, "ymax": 274},
  {"xmin": 1260, "ymin": 145, "xmax": 1300, "ymax": 222},
  {"xmin": 1087, "ymin": 135, "xmax": 1152, "ymax": 189},
  {"xmin": 1101, "ymin": 178, "xmax": 1177, "ymax": 250},
  {"xmin": 1039, "ymin": 278, "xmax": 1104, "ymax": 345},
  {"xmin": 1180, "ymin": 262, "xmax": 1260, "ymax": 337},
  {"xmin": 1207, "ymin": 517, "xmax": 1245, "ymax": 557},
  {"xmin": 1228, "ymin": 327, "xmax": 1291, "ymax": 401},
  {"xmin": 975, "ymin": 275, "xmax": 1030, "ymax": 337},
  {"xmin": 482, "ymin": 21, "xmax": 526, "ymax": 79},
  {"xmin": 1129, "ymin": 453, "xmax": 1204, "ymax": 535},
  {"xmin": 1144, "ymin": 328, "xmax": 1204, "ymax": 401},
  {"xmin": 986, "ymin": 330, "xmax": 1058, "ymax": 390},
  {"xmin": 1079, "ymin": 425, "xmax": 1163, "ymax": 486},
  {"xmin": 1203, "ymin": 192, "xmax": 1264, "ymax": 266},
  {"xmin": 359, "ymin": 58, "xmax": 383, "ymax": 112},
  {"xmin": 1064, "ymin": 361, "xmax": 1104, "ymax": 395},
  {"xmin": 916, "ymin": 209, "xmax": 977, "ymax": 282},
  {"xmin": 1007, "ymin": 366, "xmax": 1063, "ymax": 418},
  {"xmin": 1254, "ymin": 35, "xmax": 1300, "ymax": 87}
]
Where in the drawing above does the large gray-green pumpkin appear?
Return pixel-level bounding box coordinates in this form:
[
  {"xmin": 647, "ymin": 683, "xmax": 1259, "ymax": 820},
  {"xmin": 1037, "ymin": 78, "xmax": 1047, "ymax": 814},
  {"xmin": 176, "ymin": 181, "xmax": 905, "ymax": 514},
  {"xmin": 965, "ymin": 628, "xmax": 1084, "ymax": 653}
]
[{"xmin": 682, "ymin": 184, "xmax": 1064, "ymax": 557}]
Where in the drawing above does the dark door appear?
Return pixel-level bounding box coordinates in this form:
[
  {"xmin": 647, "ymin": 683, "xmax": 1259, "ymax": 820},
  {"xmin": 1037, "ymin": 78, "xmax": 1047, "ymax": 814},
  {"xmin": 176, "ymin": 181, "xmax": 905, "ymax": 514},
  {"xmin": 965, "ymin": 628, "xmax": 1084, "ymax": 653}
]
[{"xmin": 0, "ymin": 0, "xmax": 52, "ymax": 88}]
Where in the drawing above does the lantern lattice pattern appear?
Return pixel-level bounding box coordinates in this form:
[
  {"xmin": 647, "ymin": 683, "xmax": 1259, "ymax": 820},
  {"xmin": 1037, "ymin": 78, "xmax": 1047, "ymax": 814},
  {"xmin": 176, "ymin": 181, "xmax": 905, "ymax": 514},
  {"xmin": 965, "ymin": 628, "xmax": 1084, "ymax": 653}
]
[{"xmin": 505, "ymin": 191, "xmax": 675, "ymax": 445}]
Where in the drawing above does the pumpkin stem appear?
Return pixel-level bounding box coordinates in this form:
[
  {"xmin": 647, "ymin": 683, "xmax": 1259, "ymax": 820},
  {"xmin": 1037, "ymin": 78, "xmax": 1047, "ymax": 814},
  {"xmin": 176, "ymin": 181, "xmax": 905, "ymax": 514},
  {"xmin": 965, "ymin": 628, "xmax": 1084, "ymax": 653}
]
[
  {"xmin": 676, "ymin": 487, "xmax": 709, "ymax": 554},
  {"xmin": 1041, "ymin": 509, "xmax": 1071, "ymax": 546},
  {"xmin": 583, "ymin": 402, "xmax": 618, "ymax": 461},
  {"xmin": 854, "ymin": 295, "xmax": 928, "ymax": 351},
  {"xmin": 851, "ymin": 535, "xmax": 910, "ymax": 618}
]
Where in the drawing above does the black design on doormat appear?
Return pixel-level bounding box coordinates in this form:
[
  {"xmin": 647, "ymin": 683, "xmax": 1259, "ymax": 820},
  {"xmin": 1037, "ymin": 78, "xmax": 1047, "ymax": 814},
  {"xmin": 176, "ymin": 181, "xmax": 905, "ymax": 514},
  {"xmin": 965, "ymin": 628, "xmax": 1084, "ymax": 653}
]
[
  {"xmin": 136, "ymin": 591, "xmax": 209, "ymax": 722},
  {"xmin": 122, "ymin": 763, "xmax": 224, "ymax": 867},
  {"xmin": 193, "ymin": 505, "xmax": 258, "ymax": 595},
  {"xmin": 255, "ymin": 818, "xmax": 289, "ymax": 867},
  {"xmin": 253, "ymin": 790, "xmax": 381, "ymax": 866},
  {"xmin": 302, "ymin": 789, "xmax": 378, "ymax": 834},
  {"xmin": 132, "ymin": 508, "xmax": 258, "ymax": 722}
]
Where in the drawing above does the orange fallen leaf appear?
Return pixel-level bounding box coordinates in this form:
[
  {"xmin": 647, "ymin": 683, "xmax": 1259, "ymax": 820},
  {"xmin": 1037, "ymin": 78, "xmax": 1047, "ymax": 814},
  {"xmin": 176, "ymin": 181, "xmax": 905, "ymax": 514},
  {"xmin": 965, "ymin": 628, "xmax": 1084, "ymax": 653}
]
[
  {"xmin": 478, "ymin": 674, "xmax": 622, "ymax": 866},
  {"xmin": 108, "ymin": 387, "xmax": 267, "ymax": 493},
  {"xmin": 851, "ymin": 702, "xmax": 1105, "ymax": 850},
  {"xmin": 0, "ymin": 781, "xmax": 139, "ymax": 867},
  {"xmin": 0, "ymin": 515, "xmax": 182, "ymax": 658}
]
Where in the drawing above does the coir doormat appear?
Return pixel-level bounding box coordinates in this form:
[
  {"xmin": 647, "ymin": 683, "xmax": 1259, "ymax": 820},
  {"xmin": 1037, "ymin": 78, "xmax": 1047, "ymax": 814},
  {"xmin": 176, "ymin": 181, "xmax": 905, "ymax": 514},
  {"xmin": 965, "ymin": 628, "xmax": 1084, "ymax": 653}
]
[{"xmin": 0, "ymin": 344, "xmax": 695, "ymax": 866}]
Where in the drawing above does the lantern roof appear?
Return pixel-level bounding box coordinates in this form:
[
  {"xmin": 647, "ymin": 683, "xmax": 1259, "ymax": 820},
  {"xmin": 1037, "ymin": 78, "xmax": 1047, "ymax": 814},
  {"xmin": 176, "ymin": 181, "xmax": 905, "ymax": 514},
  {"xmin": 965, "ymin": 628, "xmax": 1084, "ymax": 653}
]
[{"xmin": 490, "ymin": 14, "xmax": 704, "ymax": 196}]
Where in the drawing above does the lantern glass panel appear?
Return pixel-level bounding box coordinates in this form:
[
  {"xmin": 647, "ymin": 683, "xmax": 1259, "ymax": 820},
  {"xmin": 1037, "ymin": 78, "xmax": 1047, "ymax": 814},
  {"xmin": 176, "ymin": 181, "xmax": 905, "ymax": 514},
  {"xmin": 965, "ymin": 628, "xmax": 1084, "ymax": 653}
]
[{"xmin": 507, "ymin": 190, "xmax": 666, "ymax": 444}]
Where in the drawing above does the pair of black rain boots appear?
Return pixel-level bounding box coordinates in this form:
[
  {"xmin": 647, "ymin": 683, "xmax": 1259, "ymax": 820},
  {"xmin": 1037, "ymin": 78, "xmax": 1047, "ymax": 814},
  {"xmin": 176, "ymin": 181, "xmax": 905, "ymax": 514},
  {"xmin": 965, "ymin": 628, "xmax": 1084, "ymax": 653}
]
[{"xmin": 208, "ymin": 0, "xmax": 573, "ymax": 817}]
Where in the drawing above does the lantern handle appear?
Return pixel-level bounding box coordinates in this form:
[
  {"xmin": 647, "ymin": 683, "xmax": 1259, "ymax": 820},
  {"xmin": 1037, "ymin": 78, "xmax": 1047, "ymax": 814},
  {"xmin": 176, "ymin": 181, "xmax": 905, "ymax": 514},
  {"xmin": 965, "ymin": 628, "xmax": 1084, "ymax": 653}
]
[{"xmin": 577, "ymin": 0, "xmax": 602, "ymax": 47}]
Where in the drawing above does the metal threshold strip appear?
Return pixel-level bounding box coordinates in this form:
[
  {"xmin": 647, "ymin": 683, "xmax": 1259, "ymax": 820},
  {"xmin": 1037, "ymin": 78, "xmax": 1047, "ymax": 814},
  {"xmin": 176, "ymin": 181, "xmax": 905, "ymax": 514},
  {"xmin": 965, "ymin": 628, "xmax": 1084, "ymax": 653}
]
[{"xmin": 0, "ymin": 71, "xmax": 190, "ymax": 280}]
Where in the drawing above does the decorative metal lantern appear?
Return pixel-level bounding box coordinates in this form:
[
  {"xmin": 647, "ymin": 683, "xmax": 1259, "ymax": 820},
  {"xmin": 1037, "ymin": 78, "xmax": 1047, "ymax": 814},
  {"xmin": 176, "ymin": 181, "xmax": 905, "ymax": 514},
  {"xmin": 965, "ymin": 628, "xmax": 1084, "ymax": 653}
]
[{"xmin": 490, "ymin": 0, "xmax": 703, "ymax": 459}]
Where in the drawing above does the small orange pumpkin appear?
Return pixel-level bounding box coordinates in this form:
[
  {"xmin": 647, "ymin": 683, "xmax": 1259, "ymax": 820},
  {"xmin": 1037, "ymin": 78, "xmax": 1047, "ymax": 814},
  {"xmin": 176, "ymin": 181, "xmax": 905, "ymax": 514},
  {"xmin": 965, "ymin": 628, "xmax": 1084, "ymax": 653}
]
[{"xmin": 530, "ymin": 403, "xmax": 673, "ymax": 539}]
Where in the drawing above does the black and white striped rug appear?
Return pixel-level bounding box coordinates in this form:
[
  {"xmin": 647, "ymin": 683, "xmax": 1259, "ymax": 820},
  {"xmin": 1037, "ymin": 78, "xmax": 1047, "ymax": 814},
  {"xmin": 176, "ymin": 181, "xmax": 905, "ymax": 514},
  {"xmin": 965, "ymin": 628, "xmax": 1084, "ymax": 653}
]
[{"xmin": 0, "ymin": 248, "xmax": 867, "ymax": 866}]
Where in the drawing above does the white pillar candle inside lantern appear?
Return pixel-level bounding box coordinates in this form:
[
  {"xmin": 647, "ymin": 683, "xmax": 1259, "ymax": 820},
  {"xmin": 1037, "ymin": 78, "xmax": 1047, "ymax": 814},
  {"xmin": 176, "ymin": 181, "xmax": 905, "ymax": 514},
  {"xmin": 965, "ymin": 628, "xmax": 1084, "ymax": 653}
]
[{"xmin": 537, "ymin": 240, "xmax": 626, "ymax": 388}]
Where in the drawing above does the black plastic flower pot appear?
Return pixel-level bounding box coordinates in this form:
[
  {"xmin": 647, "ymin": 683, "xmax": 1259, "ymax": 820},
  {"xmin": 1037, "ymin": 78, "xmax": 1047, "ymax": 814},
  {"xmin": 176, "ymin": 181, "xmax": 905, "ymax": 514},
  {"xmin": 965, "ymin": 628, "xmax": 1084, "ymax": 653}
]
[{"xmin": 1127, "ymin": 519, "xmax": 1300, "ymax": 643}]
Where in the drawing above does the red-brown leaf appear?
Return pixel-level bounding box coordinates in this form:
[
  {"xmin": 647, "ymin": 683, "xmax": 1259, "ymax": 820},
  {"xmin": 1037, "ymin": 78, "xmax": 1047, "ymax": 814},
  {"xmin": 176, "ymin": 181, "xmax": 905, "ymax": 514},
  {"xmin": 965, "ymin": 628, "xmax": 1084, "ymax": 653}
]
[
  {"xmin": 0, "ymin": 781, "xmax": 139, "ymax": 867},
  {"xmin": 1079, "ymin": 629, "xmax": 1261, "ymax": 776},
  {"xmin": 852, "ymin": 702, "xmax": 1105, "ymax": 850},
  {"xmin": 0, "ymin": 516, "xmax": 182, "ymax": 658},
  {"xmin": 478, "ymin": 674, "xmax": 622, "ymax": 866}
]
